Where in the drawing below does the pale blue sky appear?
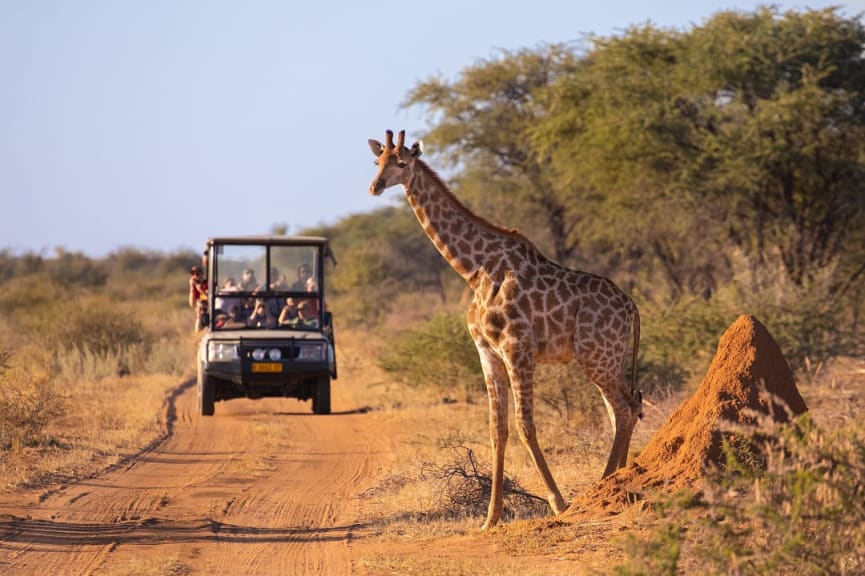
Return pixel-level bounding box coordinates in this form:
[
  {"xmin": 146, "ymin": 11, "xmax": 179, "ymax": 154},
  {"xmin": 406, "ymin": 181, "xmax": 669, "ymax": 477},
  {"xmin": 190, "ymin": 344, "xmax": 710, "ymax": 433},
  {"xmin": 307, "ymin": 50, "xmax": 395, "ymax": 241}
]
[{"xmin": 1, "ymin": 1, "xmax": 862, "ymax": 257}]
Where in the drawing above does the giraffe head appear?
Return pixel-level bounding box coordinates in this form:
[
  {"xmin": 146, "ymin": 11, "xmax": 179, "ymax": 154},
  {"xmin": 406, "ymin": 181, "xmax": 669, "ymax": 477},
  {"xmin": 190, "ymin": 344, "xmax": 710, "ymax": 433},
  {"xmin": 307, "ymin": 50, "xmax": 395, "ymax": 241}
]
[{"xmin": 368, "ymin": 129, "xmax": 423, "ymax": 195}]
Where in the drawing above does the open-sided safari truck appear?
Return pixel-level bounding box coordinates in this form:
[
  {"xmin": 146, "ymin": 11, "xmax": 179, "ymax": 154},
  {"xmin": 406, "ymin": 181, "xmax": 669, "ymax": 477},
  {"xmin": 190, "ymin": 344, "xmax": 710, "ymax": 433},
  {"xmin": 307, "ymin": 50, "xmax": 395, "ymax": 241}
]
[{"xmin": 196, "ymin": 236, "xmax": 337, "ymax": 415}]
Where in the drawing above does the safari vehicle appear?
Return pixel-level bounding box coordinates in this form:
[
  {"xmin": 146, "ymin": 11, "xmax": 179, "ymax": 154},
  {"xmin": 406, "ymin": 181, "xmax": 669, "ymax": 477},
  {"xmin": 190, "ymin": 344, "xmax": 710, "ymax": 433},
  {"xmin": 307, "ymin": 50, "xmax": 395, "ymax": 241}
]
[{"xmin": 196, "ymin": 236, "xmax": 337, "ymax": 416}]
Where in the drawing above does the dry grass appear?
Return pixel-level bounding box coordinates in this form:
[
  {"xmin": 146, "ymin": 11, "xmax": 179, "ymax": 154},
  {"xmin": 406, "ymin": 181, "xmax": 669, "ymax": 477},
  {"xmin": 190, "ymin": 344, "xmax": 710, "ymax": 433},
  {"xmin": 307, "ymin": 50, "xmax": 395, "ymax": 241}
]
[
  {"xmin": 0, "ymin": 317, "xmax": 198, "ymax": 491},
  {"xmin": 0, "ymin": 369, "xmax": 189, "ymax": 490},
  {"xmin": 96, "ymin": 555, "xmax": 191, "ymax": 576}
]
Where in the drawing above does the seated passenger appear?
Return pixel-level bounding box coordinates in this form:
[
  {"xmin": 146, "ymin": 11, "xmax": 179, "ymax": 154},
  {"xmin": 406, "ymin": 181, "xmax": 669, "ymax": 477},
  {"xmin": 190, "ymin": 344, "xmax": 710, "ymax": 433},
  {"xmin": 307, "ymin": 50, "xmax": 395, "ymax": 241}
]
[
  {"xmin": 278, "ymin": 297, "xmax": 298, "ymax": 326},
  {"xmin": 290, "ymin": 263, "xmax": 312, "ymax": 291},
  {"xmin": 302, "ymin": 277, "xmax": 322, "ymax": 315},
  {"xmin": 218, "ymin": 305, "xmax": 246, "ymax": 329},
  {"xmin": 269, "ymin": 267, "xmax": 289, "ymax": 291},
  {"xmin": 247, "ymin": 299, "xmax": 275, "ymax": 328},
  {"xmin": 240, "ymin": 268, "xmax": 260, "ymax": 291},
  {"xmin": 214, "ymin": 277, "xmax": 240, "ymax": 315},
  {"xmin": 285, "ymin": 300, "xmax": 318, "ymax": 328}
]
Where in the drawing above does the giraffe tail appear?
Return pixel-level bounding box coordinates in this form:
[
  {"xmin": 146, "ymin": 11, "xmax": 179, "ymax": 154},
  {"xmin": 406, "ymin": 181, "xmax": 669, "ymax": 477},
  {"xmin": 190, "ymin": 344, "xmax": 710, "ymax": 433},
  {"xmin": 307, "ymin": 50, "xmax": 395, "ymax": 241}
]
[{"xmin": 631, "ymin": 303, "xmax": 642, "ymax": 419}]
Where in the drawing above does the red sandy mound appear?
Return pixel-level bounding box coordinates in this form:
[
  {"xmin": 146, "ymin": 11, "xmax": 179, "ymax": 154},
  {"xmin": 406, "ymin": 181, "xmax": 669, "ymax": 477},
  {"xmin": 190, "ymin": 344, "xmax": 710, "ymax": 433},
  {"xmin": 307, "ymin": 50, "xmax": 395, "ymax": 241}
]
[{"xmin": 565, "ymin": 314, "xmax": 808, "ymax": 519}]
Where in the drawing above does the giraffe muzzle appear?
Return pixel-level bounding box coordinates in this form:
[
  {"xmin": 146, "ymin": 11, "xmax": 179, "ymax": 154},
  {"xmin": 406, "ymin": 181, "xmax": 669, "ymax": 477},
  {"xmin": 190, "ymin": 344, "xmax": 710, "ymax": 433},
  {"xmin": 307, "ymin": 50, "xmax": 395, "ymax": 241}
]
[{"xmin": 369, "ymin": 179, "xmax": 385, "ymax": 196}]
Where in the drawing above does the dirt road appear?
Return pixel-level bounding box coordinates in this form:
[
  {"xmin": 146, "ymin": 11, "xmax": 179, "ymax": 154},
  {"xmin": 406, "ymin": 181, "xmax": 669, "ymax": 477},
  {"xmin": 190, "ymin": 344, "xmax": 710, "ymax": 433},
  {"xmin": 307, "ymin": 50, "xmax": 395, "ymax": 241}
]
[{"xmin": 0, "ymin": 380, "xmax": 397, "ymax": 575}]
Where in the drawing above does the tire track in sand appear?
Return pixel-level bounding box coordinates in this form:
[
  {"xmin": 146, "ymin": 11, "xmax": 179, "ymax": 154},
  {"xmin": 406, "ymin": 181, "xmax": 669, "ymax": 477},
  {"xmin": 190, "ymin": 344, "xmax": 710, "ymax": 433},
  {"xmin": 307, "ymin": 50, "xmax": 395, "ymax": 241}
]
[{"xmin": 0, "ymin": 379, "xmax": 396, "ymax": 576}]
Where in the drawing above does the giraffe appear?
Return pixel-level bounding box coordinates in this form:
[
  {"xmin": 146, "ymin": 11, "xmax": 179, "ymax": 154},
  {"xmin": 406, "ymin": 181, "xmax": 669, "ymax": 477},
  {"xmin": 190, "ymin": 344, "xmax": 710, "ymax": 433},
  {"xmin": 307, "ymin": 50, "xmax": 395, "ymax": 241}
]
[{"xmin": 368, "ymin": 129, "xmax": 642, "ymax": 528}]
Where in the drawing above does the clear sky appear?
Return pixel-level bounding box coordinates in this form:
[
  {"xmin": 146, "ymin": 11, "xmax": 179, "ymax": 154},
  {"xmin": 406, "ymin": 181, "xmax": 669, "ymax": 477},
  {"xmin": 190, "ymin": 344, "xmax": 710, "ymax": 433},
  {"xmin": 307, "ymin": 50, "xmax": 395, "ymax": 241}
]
[{"xmin": 2, "ymin": 1, "xmax": 862, "ymax": 257}]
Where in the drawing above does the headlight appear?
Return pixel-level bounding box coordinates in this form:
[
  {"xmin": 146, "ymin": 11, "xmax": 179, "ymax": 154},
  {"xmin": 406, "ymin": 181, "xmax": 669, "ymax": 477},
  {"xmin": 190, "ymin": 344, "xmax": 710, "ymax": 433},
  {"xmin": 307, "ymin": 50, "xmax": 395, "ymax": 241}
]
[
  {"xmin": 208, "ymin": 341, "xmax": 239, "ymax": 361},
  {"xmin": 252, "ymin": 348, "xmax": 282, "ymax": 361},
  {"xmin": 297, "ymin": 342, "xmax": 325, "ymax": 361}
]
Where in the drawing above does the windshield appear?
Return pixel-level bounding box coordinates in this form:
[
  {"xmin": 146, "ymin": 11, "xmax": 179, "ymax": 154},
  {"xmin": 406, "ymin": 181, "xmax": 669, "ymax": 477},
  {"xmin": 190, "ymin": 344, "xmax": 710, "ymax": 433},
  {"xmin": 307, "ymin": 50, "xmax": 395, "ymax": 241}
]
[{"xmin": 210, "ymin": 243, "xmax": 323, "ymax": 331}]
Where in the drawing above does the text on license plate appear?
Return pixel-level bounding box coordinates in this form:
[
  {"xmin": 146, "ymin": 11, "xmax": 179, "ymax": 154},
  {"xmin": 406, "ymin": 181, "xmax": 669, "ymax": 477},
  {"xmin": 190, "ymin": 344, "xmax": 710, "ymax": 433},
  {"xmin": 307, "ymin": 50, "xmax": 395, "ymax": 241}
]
[{"xmin": 251, "ymin": 362, "xmax": 282, "ymax": 373}]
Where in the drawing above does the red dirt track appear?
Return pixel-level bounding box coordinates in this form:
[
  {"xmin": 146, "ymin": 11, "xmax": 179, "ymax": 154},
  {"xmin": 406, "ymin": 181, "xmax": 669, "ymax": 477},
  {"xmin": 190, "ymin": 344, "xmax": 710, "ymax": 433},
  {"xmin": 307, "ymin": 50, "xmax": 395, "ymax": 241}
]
[{"xmin": 0, "ymin": 383, "xmax": 397, "ymax": 575}]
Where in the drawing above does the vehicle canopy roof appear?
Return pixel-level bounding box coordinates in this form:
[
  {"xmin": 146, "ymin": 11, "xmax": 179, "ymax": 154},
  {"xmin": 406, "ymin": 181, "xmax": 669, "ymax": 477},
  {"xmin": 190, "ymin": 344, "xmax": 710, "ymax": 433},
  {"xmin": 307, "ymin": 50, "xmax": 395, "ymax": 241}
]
[{"xmin": 207, "ymin": 235, "xmax": 329, "ymax": 247}]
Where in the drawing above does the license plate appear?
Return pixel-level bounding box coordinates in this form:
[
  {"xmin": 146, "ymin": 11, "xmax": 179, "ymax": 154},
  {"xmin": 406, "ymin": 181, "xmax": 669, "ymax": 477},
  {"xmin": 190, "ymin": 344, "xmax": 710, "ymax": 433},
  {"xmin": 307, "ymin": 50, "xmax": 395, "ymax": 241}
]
[{"xmin": 251, "ymin": 362, "xmax": 282, "ymax": 373}]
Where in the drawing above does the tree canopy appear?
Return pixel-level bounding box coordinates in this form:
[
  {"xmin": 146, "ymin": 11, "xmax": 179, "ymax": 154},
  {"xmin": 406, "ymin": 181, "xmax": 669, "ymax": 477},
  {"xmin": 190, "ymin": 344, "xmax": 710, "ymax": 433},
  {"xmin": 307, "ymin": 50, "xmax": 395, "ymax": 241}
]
[{"xmin": 404, "ymin": 7, "xmax": 865, "ymax": 300}]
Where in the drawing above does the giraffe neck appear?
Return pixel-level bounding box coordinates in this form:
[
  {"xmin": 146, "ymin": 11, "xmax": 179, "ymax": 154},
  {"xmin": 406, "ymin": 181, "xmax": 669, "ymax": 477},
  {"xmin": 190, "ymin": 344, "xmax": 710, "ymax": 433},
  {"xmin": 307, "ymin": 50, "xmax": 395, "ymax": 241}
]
[{"xmin": 401, "ymin": 159, "xmax": 517, "ymax": 282}]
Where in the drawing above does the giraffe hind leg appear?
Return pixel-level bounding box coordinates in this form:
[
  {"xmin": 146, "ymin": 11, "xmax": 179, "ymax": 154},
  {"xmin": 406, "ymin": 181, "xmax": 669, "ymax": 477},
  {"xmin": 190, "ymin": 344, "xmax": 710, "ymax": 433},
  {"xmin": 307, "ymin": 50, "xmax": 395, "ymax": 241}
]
[
  {"xmin": 509, "ymin": 363, "xmax": 567, "ymax": 515},
  {"xmin": 596, "ymin": 377, "xmax": 640, "ymax": 477}
]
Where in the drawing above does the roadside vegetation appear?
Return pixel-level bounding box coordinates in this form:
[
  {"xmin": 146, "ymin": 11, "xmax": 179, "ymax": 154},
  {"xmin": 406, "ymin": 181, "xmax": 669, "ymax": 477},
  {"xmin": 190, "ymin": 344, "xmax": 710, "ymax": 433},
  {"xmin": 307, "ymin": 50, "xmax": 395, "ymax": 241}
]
[
  {"xmin": 1, "ymin": 5, "xmax": 864, "ymax": 575},
  {"xmin": 0, "ymin": 248, "xmax": 196, "ymax": 488}
]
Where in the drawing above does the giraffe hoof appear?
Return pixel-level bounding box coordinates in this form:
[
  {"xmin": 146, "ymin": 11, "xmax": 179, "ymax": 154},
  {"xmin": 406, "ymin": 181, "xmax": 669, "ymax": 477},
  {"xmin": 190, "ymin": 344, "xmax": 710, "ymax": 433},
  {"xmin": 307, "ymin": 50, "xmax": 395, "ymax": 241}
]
[{"xmin": 551, "ymin": 495, "xmax": 567, "ymax": 515}]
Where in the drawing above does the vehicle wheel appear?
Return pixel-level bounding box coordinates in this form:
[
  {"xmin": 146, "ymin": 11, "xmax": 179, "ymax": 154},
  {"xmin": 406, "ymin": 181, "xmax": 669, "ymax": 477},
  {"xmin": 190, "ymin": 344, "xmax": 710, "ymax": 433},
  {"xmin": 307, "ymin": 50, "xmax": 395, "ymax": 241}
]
[
  {"xmin": 312, "ymin": 377, "xmax": 331, "ymax": 415},
  {"xmin": 198, "ymin": 371, "xmax": 215, "ymax": 416}
]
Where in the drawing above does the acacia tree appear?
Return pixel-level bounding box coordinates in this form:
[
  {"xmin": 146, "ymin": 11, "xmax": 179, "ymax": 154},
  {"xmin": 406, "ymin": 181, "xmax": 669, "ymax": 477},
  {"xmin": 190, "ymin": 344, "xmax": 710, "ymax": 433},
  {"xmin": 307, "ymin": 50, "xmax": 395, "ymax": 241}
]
[
  {"xmin": 534, "ymin": 25, "xmax": 723, "ymax": 297},
  {"xmin": 537, "ymin": 7, "xmax": 865, "ymax": 296},
  {"xmin": 679, "ymin": 7, "xmax": 865, "ymax": 291},
  {"xmin": 402, "ymin": 45, "xmax": 583, "ymax": 265}
]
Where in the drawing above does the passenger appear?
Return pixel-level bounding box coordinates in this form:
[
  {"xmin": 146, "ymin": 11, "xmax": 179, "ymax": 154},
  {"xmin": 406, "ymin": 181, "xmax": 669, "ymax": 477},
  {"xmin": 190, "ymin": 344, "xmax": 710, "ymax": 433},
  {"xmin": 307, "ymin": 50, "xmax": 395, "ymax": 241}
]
[
  {"xmin": 290, "ymin": 263, "xmax": 312, "ymax": 291},
  {"xmin": 240, "ymin": 268, "xmax": 259, "ymax": 291},
  {"xmin": 219, "ymin": 305, "xmax": 246, "ymax": 329},
  {"xmin": 295, "ymin": 300, "xmax": 319, "ymax": 328},
  {"xmin": 269, "ymin": 267, "xmax": 289, "ymax": 291},
  {"xmin": 303, "ymin": 276, "xmax": 321, "ymax": 316},
  {"xmin": 247, "ymin": 299, "xmax": 275, "ymax": 328},
  {"xmin": 239, "ymin": 297, "xmax": 255, "ymax": 323},
  {"xmin": 214, "ymin": 277, "xmax": 240, "ymax": 315},
  {"xmin": 278, "ymin": 297, "xmax": 298, "ymax": 326}
]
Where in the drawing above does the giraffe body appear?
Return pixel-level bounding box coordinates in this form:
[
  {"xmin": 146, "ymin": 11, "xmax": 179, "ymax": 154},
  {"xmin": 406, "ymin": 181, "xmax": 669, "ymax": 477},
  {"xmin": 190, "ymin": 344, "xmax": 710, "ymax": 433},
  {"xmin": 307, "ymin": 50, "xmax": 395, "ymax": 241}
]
[{"xmin": 369, "ymin": 130, "xmax": 642, "ymax": 528}]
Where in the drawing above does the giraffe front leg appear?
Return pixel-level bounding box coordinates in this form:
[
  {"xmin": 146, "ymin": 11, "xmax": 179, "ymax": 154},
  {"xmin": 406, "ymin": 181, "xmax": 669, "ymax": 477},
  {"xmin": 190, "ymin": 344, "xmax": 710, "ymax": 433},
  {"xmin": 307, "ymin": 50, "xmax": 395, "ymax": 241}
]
[{"xmin": 475, "ymin": 342, "xmax": 509, "ymax": 530}]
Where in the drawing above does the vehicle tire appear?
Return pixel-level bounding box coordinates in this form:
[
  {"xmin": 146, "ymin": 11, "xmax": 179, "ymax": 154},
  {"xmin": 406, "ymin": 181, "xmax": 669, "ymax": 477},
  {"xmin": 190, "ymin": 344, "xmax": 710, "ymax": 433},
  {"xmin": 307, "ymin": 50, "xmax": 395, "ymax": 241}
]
[
  {"xmin": 312, "ymin": 377, "xmax": 331, "ymax": 415},
  {"xmin": 198, "ymin": 371, "xmax": 216, "ymax": 416}
]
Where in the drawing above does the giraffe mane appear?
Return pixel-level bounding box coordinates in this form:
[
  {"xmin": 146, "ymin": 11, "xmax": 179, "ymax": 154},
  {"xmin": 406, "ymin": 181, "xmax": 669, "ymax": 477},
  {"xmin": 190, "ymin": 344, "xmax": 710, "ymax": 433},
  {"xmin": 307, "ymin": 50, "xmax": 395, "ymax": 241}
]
[{"xmin": 413, "ymin": 157, "xmax": 542, "ymax": 253}]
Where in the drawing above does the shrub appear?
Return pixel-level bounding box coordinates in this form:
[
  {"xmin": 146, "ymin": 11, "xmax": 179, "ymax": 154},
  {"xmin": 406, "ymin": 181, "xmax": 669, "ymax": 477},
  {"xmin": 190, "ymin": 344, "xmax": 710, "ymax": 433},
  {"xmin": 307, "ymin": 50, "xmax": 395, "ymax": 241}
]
[
  {"xmin": 723, "ymin": 251, "xmax": 862, "ymax": 371},
  {"xmin": 616, "ymin": 416, "xmax": 865, "ymax": 575},
  {"xmin": 419, "ymin": 444, "xmax": 549, "ymax": 521},
  {"xmin": 47, "ymin": 249, "xmax": 107, "ymax": 288},
  {"xmin": 0, "ymin": 361, "xmax": 65, "ymax": 452},
  {"xmin": 534, "ymin": 362, "xmax": 607, "ymax": 427},
  {"xmin": 379, "ymin": 313, "xmax": 482, "ymax": 400},
  {"xmin": 56, "ymin": 304, "xmax": 152, "ymax": 358},
  {"xmin": 636, "ymin": 295, "xmax": 733, "ymax": 392}
]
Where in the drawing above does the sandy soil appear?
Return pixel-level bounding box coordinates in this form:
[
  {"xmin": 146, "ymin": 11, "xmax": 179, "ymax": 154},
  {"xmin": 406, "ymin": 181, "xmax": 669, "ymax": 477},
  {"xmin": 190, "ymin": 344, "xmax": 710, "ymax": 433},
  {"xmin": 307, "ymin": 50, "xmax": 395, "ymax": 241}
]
[{"xmin": 0, "ymin": 381, "xmax": 401, "ymax": 575}]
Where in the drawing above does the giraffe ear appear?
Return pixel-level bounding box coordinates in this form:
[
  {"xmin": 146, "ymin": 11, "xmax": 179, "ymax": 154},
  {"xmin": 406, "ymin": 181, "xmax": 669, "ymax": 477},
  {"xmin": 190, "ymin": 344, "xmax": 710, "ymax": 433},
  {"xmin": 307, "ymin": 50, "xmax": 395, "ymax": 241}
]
[
  {"xmin": 368, "ymin": 139, "xmax": 385, "ymax": 157},
  {"xmin": 410, "ymin": 140, "xmax": 423, "ymax": 158}
]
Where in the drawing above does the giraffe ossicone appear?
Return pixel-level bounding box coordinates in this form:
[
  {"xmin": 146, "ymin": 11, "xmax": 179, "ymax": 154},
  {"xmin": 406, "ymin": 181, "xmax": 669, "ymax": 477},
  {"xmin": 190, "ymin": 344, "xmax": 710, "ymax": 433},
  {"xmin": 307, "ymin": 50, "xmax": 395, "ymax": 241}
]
[{"xmin": 368, "ymin": 129, "xmax": 642, "ymax": 529}]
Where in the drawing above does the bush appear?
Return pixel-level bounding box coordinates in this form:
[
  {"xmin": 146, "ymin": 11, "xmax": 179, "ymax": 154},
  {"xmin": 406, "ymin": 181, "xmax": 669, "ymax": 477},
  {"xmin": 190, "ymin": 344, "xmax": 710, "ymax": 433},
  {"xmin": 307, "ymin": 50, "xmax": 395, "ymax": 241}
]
[
  {"xmin": 56, "ymin": 304, "xmax": 152, "ymax": 358},
  {"xmin": 379, "ymin": 313, "xmax": 482, "ymax": 400},
  {"xmin": 0, "ymin": 359, "xmax": 65, "ymax": 452},
  {"xmin": 616, "ymin": 416, "xmax": 865, "ymax": 575},
  {"xmin": 419, "ymin": 444, "xmax": 549, "ymax": 521},
  {"xmin": 47, "ymin": 249, "xmax": 107, "ymax": 288},
  {"xmin": 636, "ymin": 295, "xmax": 734, "ymax": 393},
  {"xmin": 636, "ymin": 254, "xmax": 864, "ymax": 393}
]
